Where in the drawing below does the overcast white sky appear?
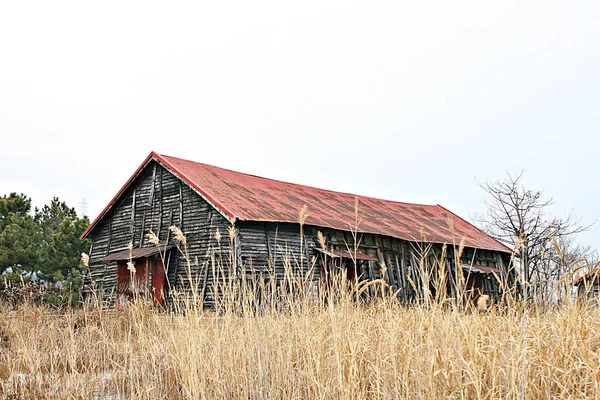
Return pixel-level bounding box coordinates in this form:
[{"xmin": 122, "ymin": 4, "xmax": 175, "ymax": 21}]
[{"xmin": 0, "ymin": 1, "xmax": 598, "ymax": 248}]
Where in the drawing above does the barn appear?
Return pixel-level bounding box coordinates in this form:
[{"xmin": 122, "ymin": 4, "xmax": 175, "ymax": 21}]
[
  {"xmin": 81, "ymin": 152, "xmax": 513, "ymax": 308},
  {"xmin": 572, "ymin": 269, "xmax": 600, "ymax": 301}
]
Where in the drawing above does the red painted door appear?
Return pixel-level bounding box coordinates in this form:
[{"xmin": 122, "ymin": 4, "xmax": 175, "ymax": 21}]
[
  {"xmin": 116, "ymin": 260, "xmax": 147, "ymax": 305},
  {"xmin": 151, "ymin": 259, "xmax": 166, "ymax": 306}
]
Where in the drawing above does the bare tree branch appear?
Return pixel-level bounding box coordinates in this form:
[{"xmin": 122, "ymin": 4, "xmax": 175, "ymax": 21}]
[{"xmin": 474, "ymin": 172, "xmax": 592, "ymax": 300}]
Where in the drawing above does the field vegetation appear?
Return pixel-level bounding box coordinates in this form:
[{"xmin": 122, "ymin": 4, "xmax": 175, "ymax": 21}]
[
  {"xmin": 1, "ymin": 175, "xmax": 599, "ymax": 399},
  {"xmin": 2, "ymin": 232, "xmax": 600, "ymax": 399}
]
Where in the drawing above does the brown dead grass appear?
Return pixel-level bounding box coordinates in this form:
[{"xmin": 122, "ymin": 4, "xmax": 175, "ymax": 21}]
[{"xmin": 1, "ymin": 298, "xmax": 599, "ymax": 399}]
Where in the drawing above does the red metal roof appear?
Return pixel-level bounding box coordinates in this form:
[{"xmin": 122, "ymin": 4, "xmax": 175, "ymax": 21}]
[
  {"xmin": 462, "ymin": 264, "xmax": 502, "ymax": 274},
  {"xmin": 571, "ymin": 269, "xmax": 599, "ymax": 286},
  {"xmin": 82, "ymin": 152, "xmax": 512, "ymax": 254}
]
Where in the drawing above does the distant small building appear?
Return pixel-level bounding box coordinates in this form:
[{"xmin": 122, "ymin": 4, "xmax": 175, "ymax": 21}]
[
  {"xmin": 81, "ymin": 152, "xmax": 513, "ymax": 307},
  {"xmin": 572, "ymin": 270, "xmax": 600, "ymax": 300}
]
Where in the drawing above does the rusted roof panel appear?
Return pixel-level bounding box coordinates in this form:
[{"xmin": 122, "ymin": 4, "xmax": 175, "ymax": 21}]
[
  {"xmin": 157, "ymin": 154, "xmax": 511, "ymax": 253},
  {"xmin": 83, "ymin": 152, "xmax": 512, "ymax": 254},
  {"xmin": 99, "ymin": 245, "xmax": 174, "ymax": 262},
  {"xmin": 462, "ymin": 264, "xmax": 502, "ymax": 274},
  {"xmin": 571, "ymin": 269, "xmax": 599, "ymax": 286}
]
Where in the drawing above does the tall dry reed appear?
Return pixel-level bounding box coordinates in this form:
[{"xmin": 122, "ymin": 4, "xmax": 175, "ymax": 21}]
[
  {"xmin": 2, "ymin": 221, "xmax": 599, "ymax": 399},
  {"xmin": 2, "ymin": 288, "xmax": 600, "ymax": 398}
]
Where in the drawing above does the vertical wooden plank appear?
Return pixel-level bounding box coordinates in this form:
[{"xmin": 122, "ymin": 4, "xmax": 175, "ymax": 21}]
[
  {"xmin": 303, "ymin": 232, "xmax": 311, "ymax": 275},
  {"xmin": 236, "ymin": 229, "xmax": 243, "ymax": 276},
  {"xmin": 367, "ymin": 258, "xmax": 375, "ymax": 297},
  {"xmin": 496, "ymin": 251, "xmax": 507, "ymax": 296},
  {"xmin": 399, "ymin": 241, "xmax": 410, "ymax": 300},
  {"xmin": 101, "ymin": 219, "xmax": 113, "ymax": 299},
  {"xmin": 163, "ymin": 249, "xmax": 172, "ymax": 304},
  {"xmin": 129, "ymin": 189, "xmax": 136, "ymax": 245},
  {"xmin": 377, "ymin": 249, "xmax": 392, "ymax": 295},
  {"xmin": 374, "ymin": 235, "xmax": 390, "ymax": 294},
  {"xmin": 165, "ymin": 210, "xmax": 174, "ymax": 245},
  {"xmin": 263, "ymin": 223, "xmax": 273, "ymax": 272},
  {"xmin": 271, "ymin": 225, "xmax": 279, "ymax": 276},
  {"xmin": 179, "ymin": 181, "xmax": 184, "ymax": 231},
  {"xmin": 384, "ymin": 252, "xmax": 396, "ymax": 289},
  {"xmin": 496, "ymin": 252, "xmax": 505, "ymax": 274},
  {"xmin": 447, "ymin": 254, "xmax": 457, "ymax": 300},
  {"xmin": 394, "ymin": 255, "xmax": 406, "ymax": 301},
  {"xmin": 165, "ymin": 210, "xmax": 174, "ymax": 257},
  {"xmin": 408, "ymin": 249, "xmax": 423, "ymax": 301},
  {"xmin": 148, "ymin": 163, "xmax": 157, "ymax": 231},
  {"xmin": 139, "ymin": 211, "xmax": 146, "ymax": 247},
  {"xmin": 157, "ymin": 167, "xmax": 163, "ymax": 238},
  {"xmin": 200, "ymin": 258, "xmax": 210, "ymax": 307}
]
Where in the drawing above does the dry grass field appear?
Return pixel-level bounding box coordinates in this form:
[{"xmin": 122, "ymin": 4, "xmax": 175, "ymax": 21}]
[
  {"xmin": 2, "ymin": 227, "xmax": 599, "ymax": 399},
  {"xmin": 1, "ymin": 293, "xmax": 600, "ymax": 399}
]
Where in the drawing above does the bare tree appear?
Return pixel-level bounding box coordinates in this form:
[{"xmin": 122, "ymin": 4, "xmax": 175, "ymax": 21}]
[{"xmin": 475, "ymin": 172, "xmax": 591, "ymax": 301}]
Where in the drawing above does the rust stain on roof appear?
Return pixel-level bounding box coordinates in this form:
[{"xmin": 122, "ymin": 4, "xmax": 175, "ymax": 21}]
[
  {"xmin": 83, "ymin": 152, "xmax": 512, "ymax": 254},
  {"xmin": 462, "ymin": 264, "xmax": 502, "ymax": 274},
  {"xmin": 158, "ymin": 154, "xmax": 510, "ymax": 253}
]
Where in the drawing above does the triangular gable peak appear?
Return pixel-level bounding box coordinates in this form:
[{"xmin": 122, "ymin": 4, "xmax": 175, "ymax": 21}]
[
  {"xmin": 81, "ymin": 152, "xmax": 234, "ymax": 239},
  {"xmin": 82, "ymin": 151, "xmax": 511, "ymax": 254}
]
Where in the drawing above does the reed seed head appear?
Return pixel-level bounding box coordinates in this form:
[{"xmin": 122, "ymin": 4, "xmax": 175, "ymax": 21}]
[
  {"xmin": 170, "ymin": 225, "xmax": 187, "ymax": 245},
  {"xmin": 147, "ymin": 230, "xmax": 160, "ymax": 246},
  {"xmin": 80, "ymin": 253, "xmax": 89, "ymax": 267}
]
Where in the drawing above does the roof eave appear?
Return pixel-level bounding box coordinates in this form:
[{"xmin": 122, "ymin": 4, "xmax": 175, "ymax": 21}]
[
  {"xmin": 435, "ymin": 204, "xmax": 514, "ymax": 254},
  {"xmin": 81, "ymin": 151, "xmax": 238, "ymax": 240},
  {"xmin": 80, "ymin": 152, "xmax": 157, "ymax": 239},
  {"xmin": 152, "ymin": 153, "xmax": 237, "ymax": 224}
]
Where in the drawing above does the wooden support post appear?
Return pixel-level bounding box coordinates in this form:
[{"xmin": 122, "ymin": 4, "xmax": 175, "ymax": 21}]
[
  {"xmin": 495, "ymin": 252, "xmax": 507, "ymax": 298},
  {"xmin": 394, "ymin": 255, "xmax": 407, "ymax": 301},
  {"xmin": 130, "ymin": 189, "xmax": 136, "ymax": 244},
  {"xmin": 374, "ymin": 236, "xmax": 390, "ymax": 295},
  {"xmin": 139, "ymin": 211, "xmax": 146, "ymax": 247},
  {"xmin": 200, "ymin": 259, "xmax": 210, "ymax": 308},
  {"xmin": 234, "ymin": 228, "xmax": 242, "ymax": 277},
  {"xmin": 263, "ymin": 223, "xmax": 274, "ymax": 272},
  {"xmin": 304, "ymin": 232, "xmax": 311, "ymax": 275},
  {"xmin": 148, "ymin": 164, "xmax": 157, "ymax": 230},
  {"xmin": 157, "ymin": 168, "xmax": 163, "ymax": 238},
  {"xmin": 165, "ymin": 210, "xmax": 174, "ymax": 243},
  {"xmin": 400, "ymin": 253, "xmax": 410, "ymax": 300},
  {"xmin": 179, "ymin": 181, "xmax": 184, "ymax": 231},
  {"xmin": 272, "ymin": 225, "xmax": 279, "ymax": 276},
  {"xmin": 367, "ymin": 259, "xmax": 375, "ymax": 297},
  {"xmin": 447, "ymin": 256, "xmax": 456, "ymax": 300},
  {"xmin": 384, "ymin": 252, "xmax": 396, "ymax": 289},
  {"xmin": 377, "ymin": 249, "xmax": 389, "ymax": 291},
  {"xmin": 98, "ymin": 219, "xmax": 113, "ymax": 306},
  {"xmin": 409, "ymin": 249, "xmax": 423, "ymax": 302}
]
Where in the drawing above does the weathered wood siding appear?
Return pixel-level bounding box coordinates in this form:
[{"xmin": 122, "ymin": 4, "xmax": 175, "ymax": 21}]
[
  {"xmin": 237, "ymin": 221, "xmax": 509, "ymax": 302},
  {"xmin": 83, "ymin": 161, "xmax": 232, "ymax": 307},
  {"xmin": 84, "ymin": 160, "xmax": 511, "ymax": 307},
  {"xmin": 311, "ymin": 227, "xmax": 417, "ymax": 300},
  {"xmin": 304, "ymin": 226, "xmax": 508, "ymax": 302},
  {"xmin": 238, "ymin": 221, "xmax": 318, "ymax": 280}
]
